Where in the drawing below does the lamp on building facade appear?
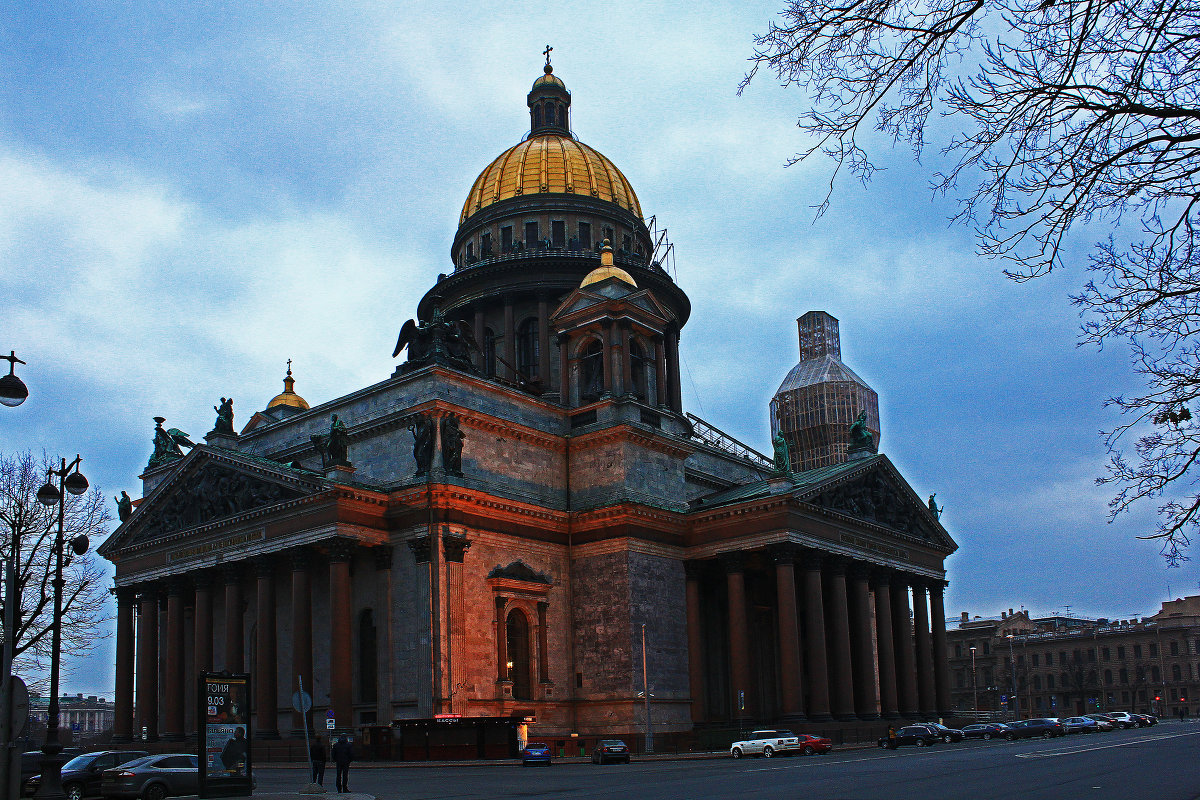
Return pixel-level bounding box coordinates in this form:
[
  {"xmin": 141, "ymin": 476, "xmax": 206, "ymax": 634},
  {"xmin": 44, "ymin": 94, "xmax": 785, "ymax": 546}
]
[
  {"xmin": 33, "ymin": 455, "xmax": 91, "ymax": 800},
  {"xmin": 0, "ymin": 351, "xmax": 28, "ymax": 407}
]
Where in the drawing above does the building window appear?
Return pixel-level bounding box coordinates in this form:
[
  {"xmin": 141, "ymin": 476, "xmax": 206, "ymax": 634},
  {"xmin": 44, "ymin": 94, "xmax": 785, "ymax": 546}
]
[
  {"xmin": 1149, "ymin": 643, "xmax": 1158, "ymax": 658},
  {"xmin": 525, "ymin": 221, "xmax": 539, "ymax": 248},
  {"xmin": 1046, "ymin": 652, "xmax": 1053, "ymax": 666},
  {"xmin": 1032, "ymin": 654, "xmax": 1040, "ymax": 667},
  {"xmin": 1087, "ymin": 648, "xmax": 1096, "ymax": 662},
  {"xmin": 358, "ymin": 608, "xmax": 377, "ymax": 704},
  {"xmin": 1047, "ymin": 674, "xmax": 1055, "ymax": 689},
  {"xmin": 1102, "ymin": 647, "xmax": 1110, "ymax": 661},
  {"xmin": 1134, "ymin": 644, "xmax": 1143, "ymax": 658},
  {"xmin": 1118, "ymin": 646, "xmax": 1126, "ymax": 659},
  {"xmin": 578, "ymin": 338, "xmax": 604, "ymax": 402},
  {"xmin": 465, "ymin": 241, "xmax": 474, "ymax": 262},
  {"xmin": 955, "ymin": 644, "xmax": 962, "ymax": 658},
  {"xmin": 621, "ymin": 233, "xmax": 632, "ymax": 253},
  {"xmin": 603, "ymin": 226, "xmax": 614, "ymax": 245},
  {"xmin": 481, "ymin": 232, "xmax": 492, "ymax": 258},
  {"xmin": 517, "ymin": 318, "xmax": 539, "ymax": 380},
  {"xmin": 1171, "ymin": 640, "xmax": 1179, "ymax": 656},
  {"xmin": 1059, "ymin": 650, "xmax": 1067, "ymax": 664},
  {"xmin": 955, "ymin": 671, "xmax": 964, "ymax": 688},
  {"xmin": 506, "ymin": 609, "xmax": 532, "ymax": 701},
  {"xmin": 552, "ymin": 220, "xmax": 566, "ymax": 248},
  {"xmin": 578, "ymin": 222, "xmax": 591, "ymax": 251},
  {"xmin": 1104, "ymin": 669, "xmax": 1113, "ymax": 686},
  {"xmin": 502, "ymin": 225, "xmax": 513, "ymax": 253},
  {"xmin": 1151, "ymin": 666, "xmax": 1161, "ymax": 682},
  {"xmin": 983, "ymin": 641, "xmax": 991, "ymax": 655},
  {"xmin": 629, "ymin": 338, "xmax": 652, "ymax": 402},
  {"xmin": 483, "ymin": 328, "xmax": 498, "ymax": 378},
  {"xmin": 1033, "ymin": 676, "xmax": 1042, "ymax": 691},
  {"xmin": 1173, "ymin": 664, "xmax": 1182, "ymax": 681}
]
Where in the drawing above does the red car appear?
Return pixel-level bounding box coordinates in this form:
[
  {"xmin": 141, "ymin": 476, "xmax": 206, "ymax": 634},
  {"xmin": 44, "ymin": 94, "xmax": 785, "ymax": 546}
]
[{"xmin": 796, "ymin": 733, "xmax": 832, "ymax": 755}]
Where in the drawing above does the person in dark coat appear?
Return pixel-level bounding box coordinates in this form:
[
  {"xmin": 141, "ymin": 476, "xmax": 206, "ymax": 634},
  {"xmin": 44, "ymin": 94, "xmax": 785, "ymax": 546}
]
[
  {"xmin": 332, "ymin": 735, "xmax": 354, "ymax": 793},
  {"xmin": 309, "ymin": 737, "xmax": 326, "ymax": 786}
]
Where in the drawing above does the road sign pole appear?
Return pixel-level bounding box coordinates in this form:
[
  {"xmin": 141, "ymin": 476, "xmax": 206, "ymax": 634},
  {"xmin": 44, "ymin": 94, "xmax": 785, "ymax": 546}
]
[{"xmin": 298, "ymin": 676, "xmax": 312, "ymax": 790}]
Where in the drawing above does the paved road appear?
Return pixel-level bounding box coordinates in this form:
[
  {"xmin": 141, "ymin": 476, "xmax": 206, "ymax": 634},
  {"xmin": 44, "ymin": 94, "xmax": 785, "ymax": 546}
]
[{"xmin": 255, "ymin": 725, "xmax": 1200, "ymax": 800}]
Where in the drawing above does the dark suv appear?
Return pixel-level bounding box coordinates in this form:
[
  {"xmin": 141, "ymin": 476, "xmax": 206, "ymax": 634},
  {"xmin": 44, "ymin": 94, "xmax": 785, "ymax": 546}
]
[
  {"xmin": 1004, "ymin": 718, "xmax": 1065, "ymax": 740},
  {"xmin": 878, "ymin": 725, "xmax": 940, "ymax": 749},
  {"xmin": 23, "ymin": 750, "xmax": 148, "ymax": 800},
  {"xmin": 920, "ymin": 723, "xmax": 965, "ymax": 743}
]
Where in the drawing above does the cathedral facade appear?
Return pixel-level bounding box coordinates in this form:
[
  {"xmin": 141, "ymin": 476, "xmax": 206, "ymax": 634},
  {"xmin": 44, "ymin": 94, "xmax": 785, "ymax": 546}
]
[{"xmin": 99, "ymin": 63, "xmax": 957, "ymax": 750}]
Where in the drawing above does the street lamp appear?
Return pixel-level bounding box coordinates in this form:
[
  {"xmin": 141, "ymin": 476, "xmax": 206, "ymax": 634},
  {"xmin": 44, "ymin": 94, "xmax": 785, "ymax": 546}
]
[
  {"xmin": 970, "ymin": 646, "xmax": 978, "ymax": 716},
  {"xmin": 0, "ymin": 352, "xmax": 28, "ymax": 407},
  {"xmin": 639, "ymin": 623, "xmax": 653, "ymax": 754},
  {"xmin": 1006, "ymin": 635, "xmax": 1017, "ymax": 720},
  {"xmin": 33, "ymin": 456, "xmax": 91, "ymax": 800}
]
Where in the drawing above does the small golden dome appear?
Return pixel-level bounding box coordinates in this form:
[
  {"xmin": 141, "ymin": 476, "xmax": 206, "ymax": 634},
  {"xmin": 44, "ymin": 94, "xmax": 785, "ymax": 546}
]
[
  {"xmin": 533, "ymin": 64, "xmax": 565, "ymax": 89},
  {"xmin": 581, "ymin": 266, "xmax": 637, "ymax": 289},
  {"xmin": 460, "ymin": 135, "xmax": 642, "ymax": 225},
  {"xmin": 267, "ymin": 360, "xmax": 309, "ymax": 411}
]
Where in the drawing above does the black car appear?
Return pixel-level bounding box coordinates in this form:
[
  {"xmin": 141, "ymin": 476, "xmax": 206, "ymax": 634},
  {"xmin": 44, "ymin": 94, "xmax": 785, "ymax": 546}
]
[
  {"xmin": 1004, "ymin": 718, "xmax": 1065, "ymax": 740},
  {"xmin": 22, "ymin": 750, "xmax": 147, "ymax": 800},
  {"xmin": 961, "ymin": 722, "xmax": 1011, "ymax": 740},
  {"xmin": 1132, "ymin": 713, "xmax": 1158, "ymax": 726},
  {"xmin": 591, "ymin": 739, "xmax": 630, "ymax": 764},
  {"xmin": 920, "ymin": 723, "xmax": 965, "ymax": 743},
  {"xmin": 878, "ymin": 725, "xmax": 940, "ymax": 749}
]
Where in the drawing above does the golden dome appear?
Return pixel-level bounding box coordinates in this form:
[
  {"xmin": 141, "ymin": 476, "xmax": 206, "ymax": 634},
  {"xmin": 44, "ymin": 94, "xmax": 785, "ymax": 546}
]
[
  {"xmin": 459, "ymin": 135, "xmax": 643, "ymax": 225},
  {"xmin": 581, "ymin": 266, "xmax": 637, "ymax": 288},
  {"xmin": 267, "ymin": 361, "xmax": 309, "ymax": 411}
]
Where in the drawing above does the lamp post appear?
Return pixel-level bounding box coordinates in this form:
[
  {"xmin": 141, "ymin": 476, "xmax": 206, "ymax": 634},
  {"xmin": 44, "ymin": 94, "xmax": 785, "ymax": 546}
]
[
  {"xmin": 33, "ymin": 455, "xmax": 91, "ymax": 800},
  {"xmin": 1006, "ymin": 635, "xmax": 1017, "ymax": 720},
  {"xmin": 970, "ymin": 646, "xmax": 978, "ymax": 717},
  {"xmin": 639, "ymin": 623, "xmax": 653, "ymax": 754},
  {"xmin": 0, "ymin": 351, "xmax": 28, "ymax": 407}
]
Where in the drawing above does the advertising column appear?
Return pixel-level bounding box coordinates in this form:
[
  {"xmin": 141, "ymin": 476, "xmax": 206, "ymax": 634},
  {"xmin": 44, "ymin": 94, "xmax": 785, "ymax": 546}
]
[{"xmin": 198, "ymin": 672, "xmax": 253, "ymax": 798}]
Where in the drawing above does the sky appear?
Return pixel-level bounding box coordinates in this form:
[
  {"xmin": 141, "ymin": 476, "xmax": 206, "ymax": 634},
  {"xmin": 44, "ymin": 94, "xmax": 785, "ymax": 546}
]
[{"xmin": 2, "ymin": 1, "xmax": 1194, "ymax": 698}]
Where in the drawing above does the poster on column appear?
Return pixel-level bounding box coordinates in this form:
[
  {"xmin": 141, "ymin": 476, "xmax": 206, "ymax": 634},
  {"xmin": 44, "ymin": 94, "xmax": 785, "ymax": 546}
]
[{"xmin": 197, "ymin": 672, "xmax": 253, "ymax": 798}]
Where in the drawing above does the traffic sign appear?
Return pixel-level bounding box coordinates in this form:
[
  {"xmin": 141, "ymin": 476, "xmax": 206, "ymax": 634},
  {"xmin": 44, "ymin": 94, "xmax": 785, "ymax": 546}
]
[
  {"xmin": 326, "ymin": 718, "xmax": 335, "ymax": 730},
  {"xmin": 326, "ymin": 709, "xmax": 335, "ymax": 719},
  {"xmin": 291, "ymin": 691, "xmax": 313, "ymax": 713}
]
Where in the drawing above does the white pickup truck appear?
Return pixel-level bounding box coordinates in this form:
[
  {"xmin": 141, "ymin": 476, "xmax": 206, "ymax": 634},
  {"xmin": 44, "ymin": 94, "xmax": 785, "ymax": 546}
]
[{"xmin": 729, "ymin": 730, "xmax": 801, "ymax": 758}]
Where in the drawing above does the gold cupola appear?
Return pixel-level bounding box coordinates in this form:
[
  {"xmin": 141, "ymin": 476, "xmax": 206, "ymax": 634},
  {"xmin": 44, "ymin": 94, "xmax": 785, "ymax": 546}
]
[{"xmin": 266, "ymin": 360, "xmax": 309, "ymax": 412}]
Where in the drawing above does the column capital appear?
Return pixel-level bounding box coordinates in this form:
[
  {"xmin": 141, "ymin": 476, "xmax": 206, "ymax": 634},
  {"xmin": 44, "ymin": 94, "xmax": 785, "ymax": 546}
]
[
  {"xmin": 191, "ymin": 571, "xmax": 215, "ymax": 591},
  {"xmin": 870, "ymin": 568, "xmax": 894, "ymax": 589},
  {"xmin": 137, "ymin": 584, "xmax": 162, "ymax": 603},
  {"xmin": 768, "ymin": 543, "xmax": 801, "ymax": 565},
  {"xmin": 407, "ymin": 535, "xmax": 431, "ymax": 564},
  {"xmin": 683, "ymin": 560, "xmax": 707, "ymax": 581},
  {"xmin": 910, "ymin": 580, "xmax": 930, "ymax": 597},
  {"xmin": 325, "ymin": 537, "xmax": 358, "ymax": 563},
  {"xmin": 848, "ymin": 561, "xmax": 874, "ymax": 582},
  {"xmin": 373, "ymin": 545, "xmax": 395, "ymax": 571},
  {"xmin": 718, "ymin": 551, "xmax": 747, "ymax": 574},
  {"xmin": 164, "ymin": 577, "xmax": 188, "ymax": 597},
  {"xmin": 253, "ymin": 555, "xmax": 276, "ymax": 578},
  {"xmin": 824, "ymin": 555, "xmax": 849, "ymax": 577},
  {"xmin": 112, "ymin": 585, "xmax": 138, "ymax": 604},
  {"xmin": 442, "ymin": 534, "xmax": 470, "ymax": 563},
  {"xmin": 289, "ymin": 547, "xmax": 316, "ymax": 572},
  {"xmin": 219, "ymin": 563, "xmax": 244, "ymax": 584},
  {"xmin": 799, "ymin": 549, "xmax": 824, "ymax": 571}
]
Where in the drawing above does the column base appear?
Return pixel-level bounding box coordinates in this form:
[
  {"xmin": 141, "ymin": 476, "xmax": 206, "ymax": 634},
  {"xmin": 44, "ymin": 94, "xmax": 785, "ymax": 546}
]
[
  {"xmin": 856, "ymin": 712, "xmax": 881, "ymax": 721},
  {"xmin": 161, "ymin": 733, "xmax": 186, "ymax": 742},
  {"xmin": 806, "ymin": 713, "xmax": 835, "ymax": 722},
  {"xmin": 111, "ymin": 734, "xmax": 132, "ymax": 744},
  {"xmin": 254, "ymin": 729, "xmax": 282, "ymax": 740},
  {"xmin": 881, "ymin": 711, "xmax": 902, "ymax": 720}
]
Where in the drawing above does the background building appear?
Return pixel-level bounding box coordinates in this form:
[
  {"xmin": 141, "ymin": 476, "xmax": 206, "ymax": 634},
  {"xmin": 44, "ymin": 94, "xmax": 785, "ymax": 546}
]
[{"xmin": 947, "ymin": 596, "xmax": 1200, "ymax": 719}]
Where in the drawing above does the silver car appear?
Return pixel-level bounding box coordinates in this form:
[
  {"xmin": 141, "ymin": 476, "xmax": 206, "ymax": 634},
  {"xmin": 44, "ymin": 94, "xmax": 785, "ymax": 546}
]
[{"xmin": 100, "ymin": 754, "xmax": 198, "ymax": 800}]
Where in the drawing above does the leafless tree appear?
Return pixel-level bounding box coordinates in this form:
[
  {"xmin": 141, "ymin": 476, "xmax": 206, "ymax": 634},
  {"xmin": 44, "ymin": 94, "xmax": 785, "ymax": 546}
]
[
  {"xmin": 742, "ymin": 0, "xmax": 1200, "ymax": 562},
  {"xmin": 0, "ymin": 451, "xmax": 112, "ymax": 691}
]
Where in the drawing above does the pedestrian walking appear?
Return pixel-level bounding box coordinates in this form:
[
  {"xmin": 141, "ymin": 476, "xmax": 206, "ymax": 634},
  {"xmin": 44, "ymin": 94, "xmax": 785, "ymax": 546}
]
[
  {"xmin": 332, "ymin": 734, "xmax": 354, "ymax": 793},
  {"xmin": 309, "ymin": 736, "xmax": 327, "ymax": 786}
]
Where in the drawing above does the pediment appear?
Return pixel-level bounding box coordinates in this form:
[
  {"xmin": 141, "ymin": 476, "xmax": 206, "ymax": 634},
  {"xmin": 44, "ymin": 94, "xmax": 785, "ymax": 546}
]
[
  {"xmin": 551, "ymin": 285, "xmax": 673, "ymax": 327},
  {"xmin": 102, "ymin": 450, "xmax": 322, "ymax": 553},
  {"xmin": 796, "ymin": 459, "xmax": 956, "ymax": 551}
]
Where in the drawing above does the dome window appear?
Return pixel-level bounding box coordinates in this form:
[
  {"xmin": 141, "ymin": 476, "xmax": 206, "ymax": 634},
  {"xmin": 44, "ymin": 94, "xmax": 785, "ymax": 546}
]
[
  {"xmin": 551, "ymin": 220, "xmax": 566, "ymax": 249},
  {"xmin": 483, "ymin": 328, "xmax": 498, "ymax": 378},
  {"xmin": 578, "ymin": 222, "xmax": 591, "ymax": 250},
  {"xmin": 525, "ymin": 221, "xmax": 539, "ymax": 249},
  {"xmin": 481, "ymin": 232, "xmax": 492, "ymax": 258},
  {"xmin": 517, "ymin": 318, "xmax": 540, "ymax": 380},
  {"xmin": 501, "ymin": 225, "xmax": 513, "ymax": 253},
  {"xmin": 578, "ymin": 339, "xmax": 604, "ymax": 403}
]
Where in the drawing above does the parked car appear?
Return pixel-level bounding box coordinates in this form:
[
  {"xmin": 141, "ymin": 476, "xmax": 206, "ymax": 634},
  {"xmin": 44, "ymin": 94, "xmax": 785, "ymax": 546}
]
[
  {"xmin": 520, "ymin": 743, "xmax": 553, "ymax": 767},
  {"xmin": 1132, "ymin": 713, "xmax": 1158, "ymax": 726},
  {"xmin": 100, "ymin": 754, "xmax": 198, "ymax": 800},
  {"xmin": 795, "ymin": 733, "xmax": 833, "ymax": 755},
  {"xmin": 591, "ymin": 739, "xmax": 630, "ymax": 764},
  {"xmin": 1106, "ymin": 711, "xmax": 1142, "ymax": 728},
  {"xmin": 730, "ymin": 730, "xmax": 802, "ymax": 758},
  {"xmin": 1061, "ymin": 716, "xmax": 1101, "ymax": 734},
  {"xmin": 962, "ymin": 722, "xmax": 1011, "ymax": 740},
  {"xmin": 878, "ymin": 725, "xmax": 940, "ymax": 749},
  {"xmin": 1004, "ymin": 718, "xmax": 1066, "ymax": 740},
  {"xmin": 23, "ymin": 750, "xmax": 148, "ymax": 800},
  {"xmin": 1084, "ymin": 714, "xmax": 1116, "ymax": 731},
  {"xmin": 920, "ymin": 723, "xmax": 965, "ymax": 743}
]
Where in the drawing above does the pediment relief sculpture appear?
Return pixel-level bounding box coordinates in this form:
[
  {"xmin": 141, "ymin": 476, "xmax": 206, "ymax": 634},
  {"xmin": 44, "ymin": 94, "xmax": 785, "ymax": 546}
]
[
  {"xmin": 127, "ymin": 462, "xmax": 308, "ymax": 545},
  {"xmin": 810, "ymin": 470, "xmax": 934, "ymax": 540}
]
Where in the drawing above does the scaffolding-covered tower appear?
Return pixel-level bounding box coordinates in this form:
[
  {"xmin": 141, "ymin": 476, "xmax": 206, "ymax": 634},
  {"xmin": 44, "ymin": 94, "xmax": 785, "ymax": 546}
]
[{"xmin": 770, "ymin": 311, "xmax": 880, "ymax": 471}]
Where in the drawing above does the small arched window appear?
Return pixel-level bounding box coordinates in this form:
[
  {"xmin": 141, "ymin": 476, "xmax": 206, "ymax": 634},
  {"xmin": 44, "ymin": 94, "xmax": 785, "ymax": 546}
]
[
  {"xmin": 506, "ymin": 609, "xmax": 532, "ymax": 701},
  {"xmin": 629, "ymin": 338, "xmax": 647, "ymax": 401},
  {"xmin": 578, "ymin": 338, "xmax": 604, "ymax": 402},
  {"xmin": 533, "ymin": 106, "xmax": 542, "ymax": 127},
  {"xmin": 517, "ymin": 318, "xmax": 539, "ymax": 380}
]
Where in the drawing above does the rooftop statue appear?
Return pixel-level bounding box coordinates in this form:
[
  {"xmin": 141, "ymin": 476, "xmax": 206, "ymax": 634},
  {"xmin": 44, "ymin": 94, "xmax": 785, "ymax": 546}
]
[
  {"xmin": 928, "ymin": 493, "xmax": 943, "ymax": 519},
  {"xmin": 148, "ymin": 417, "xmax": 194, "ymax": 469},
  {"xmin": 392, "ymin": 308, "xmax": 478, "ymax": 374},
  {"xmin": 212, "ymin": 397, "xmax": 235, "ymax": 436},
  {"xmin": 772, "ymin": 432, "xmax": 791, "ymax": 475},
  {"xmin": 312, "ymin": 414, "xmax": 352, "ymax": 469},
  {"xmin": 441, "ymin": 413, "xmax": 465, "ymax": 476},
  {"xmin": 115, "ymin": 490, "xmax": 133, "ymax": 523},
  {"xmin": 849, "ymin": 409, "xmax": 874, "ymax": 450}
]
